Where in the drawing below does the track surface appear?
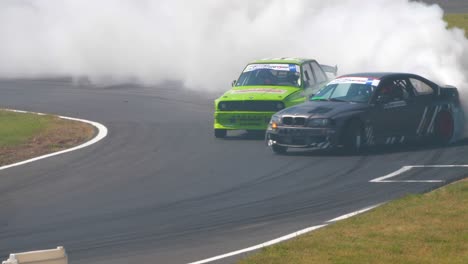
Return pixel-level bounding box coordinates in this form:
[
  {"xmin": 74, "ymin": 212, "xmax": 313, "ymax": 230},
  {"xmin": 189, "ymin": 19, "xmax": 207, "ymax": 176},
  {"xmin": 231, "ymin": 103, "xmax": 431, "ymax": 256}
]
[
  {"xmin": 419, "ymin": 0, "xmax": 468, "ymax": 13},
  {"xmin": 0, "ymin": 3, "xmax": 467, "ymax": 262},
  {"xmin": 0, "ymin": 79, "xmax": 467, "ymax": 263}
]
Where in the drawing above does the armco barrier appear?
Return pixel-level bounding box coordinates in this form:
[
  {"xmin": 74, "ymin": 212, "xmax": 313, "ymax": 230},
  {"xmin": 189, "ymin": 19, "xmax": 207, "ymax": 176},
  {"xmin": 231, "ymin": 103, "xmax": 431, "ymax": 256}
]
[{"xmin": 2, "ymin": 247, "xmax": 67, "ymax": 264}]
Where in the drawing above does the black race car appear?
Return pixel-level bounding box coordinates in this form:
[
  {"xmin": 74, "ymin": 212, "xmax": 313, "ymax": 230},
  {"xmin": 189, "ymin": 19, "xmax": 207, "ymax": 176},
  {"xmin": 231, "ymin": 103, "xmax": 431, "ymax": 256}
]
[{"xmin": 265, "ymin": 73, "xmax": 465, "ymax": 154}]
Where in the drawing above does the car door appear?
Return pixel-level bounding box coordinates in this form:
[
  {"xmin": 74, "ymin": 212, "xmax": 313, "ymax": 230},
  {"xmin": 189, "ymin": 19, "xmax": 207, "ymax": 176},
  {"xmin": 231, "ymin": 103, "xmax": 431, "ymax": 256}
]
[
  {"xmin": 369, "ymin": 77, "xmax": 414, "ymax": 144},
  {"xmin": 396, "ymin": 78, "xmax": 427, "ymax": 138}
]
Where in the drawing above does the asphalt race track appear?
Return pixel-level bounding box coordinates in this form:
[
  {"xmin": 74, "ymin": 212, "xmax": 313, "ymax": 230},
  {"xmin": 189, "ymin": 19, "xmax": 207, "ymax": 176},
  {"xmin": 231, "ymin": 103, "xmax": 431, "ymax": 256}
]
[
  {"xmin": 0, "ymin": 2, "xmax": 467, "ymax": 263},
  {"xmin": 419, "ymin": 0, "xmax": 468, "ymax": 13},
  {"xmin": 0, "ymin": 78, "xmax": 467, "ymax": 263}
]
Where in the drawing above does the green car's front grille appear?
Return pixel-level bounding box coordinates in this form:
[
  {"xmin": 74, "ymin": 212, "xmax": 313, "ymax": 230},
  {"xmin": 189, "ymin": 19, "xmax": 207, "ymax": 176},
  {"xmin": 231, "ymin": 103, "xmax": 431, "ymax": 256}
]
[{"xmin": 218, "ymin": 101, "xmax": 284, "ymax": 112}]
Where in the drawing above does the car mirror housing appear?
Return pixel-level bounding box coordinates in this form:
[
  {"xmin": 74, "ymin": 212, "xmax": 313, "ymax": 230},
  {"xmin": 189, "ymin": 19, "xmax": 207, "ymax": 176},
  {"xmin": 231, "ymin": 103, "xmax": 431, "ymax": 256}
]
[{"xmin": 231, "ymin": 80, "xmax": 236, "ymax": 87}]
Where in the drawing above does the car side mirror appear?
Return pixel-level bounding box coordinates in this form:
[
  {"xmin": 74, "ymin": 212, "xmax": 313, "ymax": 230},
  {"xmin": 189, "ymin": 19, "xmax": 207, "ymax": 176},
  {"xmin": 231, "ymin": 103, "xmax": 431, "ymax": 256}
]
[{"xmin": 231, "ymin": 80, "xmax": 236, "ymax": 87}]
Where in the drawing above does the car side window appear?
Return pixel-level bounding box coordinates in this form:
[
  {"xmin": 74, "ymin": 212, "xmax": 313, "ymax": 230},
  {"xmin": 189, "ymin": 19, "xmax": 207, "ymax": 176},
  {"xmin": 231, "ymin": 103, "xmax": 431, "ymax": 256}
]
[
  {"xmin": 310, "ymin": 62, "xmax": 327, "ymax": 83},
  {"xmin": 409, "ymin": 78, "xmax": 434, "ymax": 95},
  {"xmin": 378, "ymin": 78, "xmax": 410, "ymax": 102},
  {"xmin": 302, "ymin": 64, "xmax": 315, "ymax": 88}
]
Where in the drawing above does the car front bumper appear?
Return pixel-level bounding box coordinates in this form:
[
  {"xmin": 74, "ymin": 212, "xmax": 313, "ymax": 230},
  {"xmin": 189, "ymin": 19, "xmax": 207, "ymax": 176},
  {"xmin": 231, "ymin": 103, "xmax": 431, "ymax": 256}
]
[
  {"xmin": 214, "ymin": 111, "xmax": 275, "ymax": 130},
  {"xmin": 266, "ymin": 126, "xmax": 339, "ymax": 149}
]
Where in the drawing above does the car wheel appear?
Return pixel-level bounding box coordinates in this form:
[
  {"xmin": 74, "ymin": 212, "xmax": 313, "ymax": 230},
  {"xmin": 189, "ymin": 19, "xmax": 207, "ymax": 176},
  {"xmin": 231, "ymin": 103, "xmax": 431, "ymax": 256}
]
[
  {"xmin": 271, "ymin": 144, "xmax": 287, "ymax": 154},
  {"xmin": 214, "ymin": 129, "xmax": 227, "ymax": 138},
  {"xmin": 342, "ymin": 120, "xmax": 363, "ymax": 154},
  {"xmin": 434, "ymin": 110, "xmax": 454, "ymax": 144}
]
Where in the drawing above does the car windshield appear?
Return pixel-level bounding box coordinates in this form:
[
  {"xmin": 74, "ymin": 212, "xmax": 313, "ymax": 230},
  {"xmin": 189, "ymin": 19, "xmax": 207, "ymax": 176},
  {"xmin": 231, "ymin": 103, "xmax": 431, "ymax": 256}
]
[
  {"xmin": 236, "ymin": 63, "xmax": 301, "ymax": 87},
  {"xmin": 311, "ymin": 77, "xmax": 379, "ymax": 103}
]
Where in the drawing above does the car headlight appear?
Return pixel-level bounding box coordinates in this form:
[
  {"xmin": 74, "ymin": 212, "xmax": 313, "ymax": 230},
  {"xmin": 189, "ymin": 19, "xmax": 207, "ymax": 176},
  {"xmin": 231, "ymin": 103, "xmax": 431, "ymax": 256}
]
[
  {"xmin": 307, "ymin": 118, "xmax": 332, "ymax": 127},
  {"xmin": 218, "ymin": 102, "xmax": 228, "ymax": 110},
  {"xmin": 275, "ymin": 102, "xmax": 285, "ymax": 111},
  {"xmin": 269, "ymin": 115, "xmax": 281, "ymax": 129},
  {"xmin": 270, "ymin": 115, "xmax": 281, "ymax": 124}
]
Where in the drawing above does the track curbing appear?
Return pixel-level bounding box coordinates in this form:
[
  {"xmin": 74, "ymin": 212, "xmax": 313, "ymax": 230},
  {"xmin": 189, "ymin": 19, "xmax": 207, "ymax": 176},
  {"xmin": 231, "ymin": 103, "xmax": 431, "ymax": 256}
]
[
  {"xmin": 0, "ymin": 109, "xmax": 108, "ymax": 171},
  {"xmin": 187, "ymin": 204, "xmax": 381, "ymax": 264}
]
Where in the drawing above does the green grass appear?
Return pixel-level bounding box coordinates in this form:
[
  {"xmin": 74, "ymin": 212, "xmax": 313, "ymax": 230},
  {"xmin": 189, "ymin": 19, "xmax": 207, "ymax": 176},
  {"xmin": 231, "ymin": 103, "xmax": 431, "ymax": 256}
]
[
  {"xmin": 0, "ymin": 110, "xmax": 51, "ymax": 147},
  {"xmin": 0, "ymin": 109, "xmax": 95, "ymax": 166},
  {"xmin": 239, "ymin": 179, "xmax": 468, "ymax": 264},
  {"xmin": 445, "ymin": 13, "xmax": 468, "ymax": 37}
]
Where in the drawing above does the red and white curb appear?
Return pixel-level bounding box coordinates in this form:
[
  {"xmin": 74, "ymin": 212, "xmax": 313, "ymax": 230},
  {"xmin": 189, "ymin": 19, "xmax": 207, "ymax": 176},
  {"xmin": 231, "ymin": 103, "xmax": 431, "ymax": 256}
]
[{"xmin": 0, "ymin": 109, "xmax": 108, "ymax": 171}]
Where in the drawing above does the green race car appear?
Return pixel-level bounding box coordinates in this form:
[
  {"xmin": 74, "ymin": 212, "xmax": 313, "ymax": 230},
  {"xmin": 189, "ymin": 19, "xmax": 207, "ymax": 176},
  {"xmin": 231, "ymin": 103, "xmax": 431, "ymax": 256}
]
[{"xmin": 214, "ymin": 58, "xmax": 336, "ymax": 138}]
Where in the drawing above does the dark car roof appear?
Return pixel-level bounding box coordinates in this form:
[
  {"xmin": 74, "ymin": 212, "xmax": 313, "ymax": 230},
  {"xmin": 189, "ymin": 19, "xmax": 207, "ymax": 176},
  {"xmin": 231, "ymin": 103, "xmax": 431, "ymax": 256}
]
[
  {"xmin": 338, "ymin": 72, "xmax": 417, "ymax": 79},
  {"xmin": 337, "ymin": 72, "xmax": 438, "ymax": 87},
  {"xmin": 337, "ymin": 72, "xmax": 432, "ymax": 79}
]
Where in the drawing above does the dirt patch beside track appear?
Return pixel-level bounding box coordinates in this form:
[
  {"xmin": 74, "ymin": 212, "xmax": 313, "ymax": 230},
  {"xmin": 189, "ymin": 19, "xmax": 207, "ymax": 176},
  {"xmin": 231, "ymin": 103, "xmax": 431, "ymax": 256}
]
[{"xmin": 0, "ymin": 110, "xmax": 95, "ymax": 166}]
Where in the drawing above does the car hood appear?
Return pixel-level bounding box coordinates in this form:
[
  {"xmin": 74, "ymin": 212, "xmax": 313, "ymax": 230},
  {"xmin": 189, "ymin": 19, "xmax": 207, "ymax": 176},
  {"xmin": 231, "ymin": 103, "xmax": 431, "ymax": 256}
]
[
  {"xmin": 277, "ymin": 101, "xmax": 369, "ymax": 118},
  {"xmin": 220, "ymin": 86, "xmax": 301, "ymax": 101}
]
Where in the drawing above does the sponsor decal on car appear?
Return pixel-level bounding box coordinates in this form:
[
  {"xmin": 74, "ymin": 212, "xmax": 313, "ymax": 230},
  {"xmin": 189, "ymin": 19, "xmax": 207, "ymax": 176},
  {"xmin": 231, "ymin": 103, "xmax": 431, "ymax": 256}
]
[
  {"xmin": 329, "ymin": 77, "xmax": 380, "ymax": 86},
  {"xmin": 244, "ymin": 64, "xmax": 300, "ymax": 73},
  {"xmin": 371, "ymin": 79, "xmax": 381, "ymax": 86},
  {"xmin": 230, "ymin": 88, "xmax": 288, "ymax": 94}
]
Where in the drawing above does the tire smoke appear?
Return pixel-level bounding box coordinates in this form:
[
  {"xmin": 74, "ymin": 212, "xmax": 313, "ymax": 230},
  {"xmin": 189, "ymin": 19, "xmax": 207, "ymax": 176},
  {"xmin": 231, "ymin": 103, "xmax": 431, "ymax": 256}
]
[{"xmin": 0, "ymin": 0, "xmax": 467, "ymax": 95}]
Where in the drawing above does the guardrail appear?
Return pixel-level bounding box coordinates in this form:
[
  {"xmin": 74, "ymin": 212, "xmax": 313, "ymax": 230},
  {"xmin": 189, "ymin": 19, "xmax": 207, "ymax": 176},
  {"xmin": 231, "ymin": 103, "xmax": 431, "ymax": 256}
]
[{"xmin": 2, "ymin": 247, "xmax": 67, "ymax": 264}]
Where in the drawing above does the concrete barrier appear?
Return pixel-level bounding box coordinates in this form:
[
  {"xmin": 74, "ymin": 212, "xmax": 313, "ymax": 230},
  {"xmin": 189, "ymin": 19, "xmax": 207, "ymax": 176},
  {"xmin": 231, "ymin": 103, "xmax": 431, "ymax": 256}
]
[{"xmin": 2, "ymin": 247, "xmax": 67, "ymax": 264}]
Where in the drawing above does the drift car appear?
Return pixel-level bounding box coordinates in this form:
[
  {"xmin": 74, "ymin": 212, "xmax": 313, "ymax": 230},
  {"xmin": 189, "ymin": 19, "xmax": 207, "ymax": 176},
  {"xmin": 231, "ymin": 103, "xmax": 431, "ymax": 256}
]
[
  {"xmin": 214, "ymin": 58, "xmax": 337, "ymax": 138},
  {"xmin": 266, "ymin": 73, "xmax": 464, "ymax": 154}
]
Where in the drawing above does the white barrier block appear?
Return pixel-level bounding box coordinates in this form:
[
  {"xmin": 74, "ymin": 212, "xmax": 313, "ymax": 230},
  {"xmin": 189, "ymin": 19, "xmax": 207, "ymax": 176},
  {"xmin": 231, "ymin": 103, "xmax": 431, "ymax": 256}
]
[{"xmin": 2, "ymin": 247, "xmax": 67, "ymax": 264}]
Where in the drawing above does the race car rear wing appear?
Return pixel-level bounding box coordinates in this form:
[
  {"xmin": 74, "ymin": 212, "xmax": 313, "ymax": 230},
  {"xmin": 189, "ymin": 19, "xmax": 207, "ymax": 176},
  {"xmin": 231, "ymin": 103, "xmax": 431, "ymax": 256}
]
[{"xmin": 320, "ymin": 64, "xmax": 338, "ymax": 79}]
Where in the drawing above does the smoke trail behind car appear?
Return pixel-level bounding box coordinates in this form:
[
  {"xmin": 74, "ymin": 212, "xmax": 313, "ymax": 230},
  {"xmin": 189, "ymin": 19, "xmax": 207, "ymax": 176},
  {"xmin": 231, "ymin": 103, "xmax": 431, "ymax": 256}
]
[{"xmin": 0, "ymin": 1, "xmax": 467, "ymax": 111}]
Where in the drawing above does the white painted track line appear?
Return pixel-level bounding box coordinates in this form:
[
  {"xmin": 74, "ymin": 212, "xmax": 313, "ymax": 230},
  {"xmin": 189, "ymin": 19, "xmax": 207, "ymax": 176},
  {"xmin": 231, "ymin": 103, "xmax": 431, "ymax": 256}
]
[
  {"xmin": 0, "ymin": 109, "xmax": 108, "ymax": 171},
  {"xmin": 189, "ymin": 162, "xmax": 468, "ymax": 263},
  {"xmin": 187, "ymin": 225, "xmax": 327, "ymax": 264},
  {"xmin": 370, "ymin": 165, "xmax": 468, "ymax": 183},
  {"xmin": 327, "ymin": 204, "xmax": 382, "ymax": 222},
  {"xmin": 188, "ymin": 203, "xmax": 382, "ymax": 264},
  {"xmin": 370, "ymin": 166, "xmax": 413, "ymax": 182}
]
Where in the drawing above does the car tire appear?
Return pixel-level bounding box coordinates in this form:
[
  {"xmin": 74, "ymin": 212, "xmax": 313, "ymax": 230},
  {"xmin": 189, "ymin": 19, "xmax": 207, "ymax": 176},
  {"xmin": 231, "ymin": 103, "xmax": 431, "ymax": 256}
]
[
  {"xmin": 214, "ymin": 129, "xmax": 227, "ymax": 138},
  {"xmin": 342, "ymin": 120, "xmax": 363, "ymax": 154},
  {"xmin": 433, "ymin": 110, "xmax": 454, "ymax": 144},
  {"xmin": 271, "ymin": 144, "xmax": 287, "ymax": 154}
]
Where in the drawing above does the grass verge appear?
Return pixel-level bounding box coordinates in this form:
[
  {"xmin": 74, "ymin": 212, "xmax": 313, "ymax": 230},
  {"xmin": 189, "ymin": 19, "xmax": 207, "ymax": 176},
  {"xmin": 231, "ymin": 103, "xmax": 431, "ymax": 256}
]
[
  {"xmin": 239, "ymin": 179, "xmax": 468, "ymax": 264},
  {"xmin": 0, "ymin": 109, "xmax": 95, "ymax": 166},
  {"xmin": 445, "ymin": 13, "xmax": 468, "ymax": 37}
]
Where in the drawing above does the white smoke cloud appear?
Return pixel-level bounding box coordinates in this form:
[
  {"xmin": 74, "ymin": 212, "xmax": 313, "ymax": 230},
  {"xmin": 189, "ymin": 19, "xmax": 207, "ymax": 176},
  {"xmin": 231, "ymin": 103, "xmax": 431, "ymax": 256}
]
[{"xmin": 0, "ymin": 0, "xmax": 467, "ymax": 94}]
